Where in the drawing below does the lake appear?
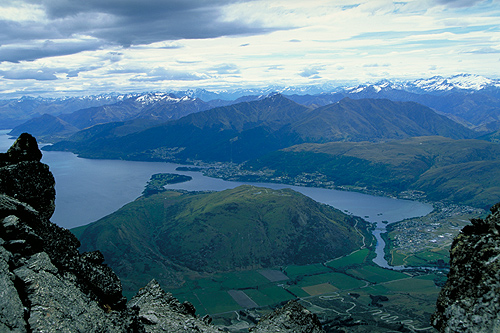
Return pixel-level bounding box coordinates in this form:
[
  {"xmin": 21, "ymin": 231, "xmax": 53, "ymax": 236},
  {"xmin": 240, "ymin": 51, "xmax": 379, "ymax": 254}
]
[{"xmin": 1, "ymin": 131, "xmax": 433, "ymax": 267}]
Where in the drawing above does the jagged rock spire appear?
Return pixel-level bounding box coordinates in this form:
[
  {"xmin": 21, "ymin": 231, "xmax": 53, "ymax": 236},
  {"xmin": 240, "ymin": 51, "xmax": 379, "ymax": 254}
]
[
  {"xmin": 0, "ymin": 132, "xmax": 54, "ymax": 219},
  {"xmin": 3, "ymin": 132, "xmax": 42, "ymax": 163}
]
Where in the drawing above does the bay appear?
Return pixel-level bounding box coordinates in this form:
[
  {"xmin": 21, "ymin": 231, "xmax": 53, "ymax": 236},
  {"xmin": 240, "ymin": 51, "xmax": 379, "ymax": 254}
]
[{"xmin": 1, "ymin": 131, "xmax": 433, "ymax": 268}]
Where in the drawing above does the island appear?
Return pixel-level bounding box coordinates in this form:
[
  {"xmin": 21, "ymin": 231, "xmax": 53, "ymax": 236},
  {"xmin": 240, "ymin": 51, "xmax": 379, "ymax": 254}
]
[{"xmin": 142, "ymin": 173, "xmax": 192, "ymax": 196}]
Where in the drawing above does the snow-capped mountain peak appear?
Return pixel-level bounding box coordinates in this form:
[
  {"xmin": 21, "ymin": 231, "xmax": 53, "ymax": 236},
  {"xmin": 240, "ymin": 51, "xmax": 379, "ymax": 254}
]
[
  {"xmin": 134, "ymin": 92, "xmax": 193, "ymax": 105},
  {"xmin": 447, "ymin": 74, "xmax": 498, "ymax": 90},
  {"xmin": 410, "ymin": 74, "xmax": 500, "ymax": 92}
]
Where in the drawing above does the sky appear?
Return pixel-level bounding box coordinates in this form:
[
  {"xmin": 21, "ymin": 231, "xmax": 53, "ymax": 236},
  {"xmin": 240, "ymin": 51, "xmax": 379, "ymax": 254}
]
[{"xmin": 0, "ymin": 0, "xmax": 499, "ymax": 98}]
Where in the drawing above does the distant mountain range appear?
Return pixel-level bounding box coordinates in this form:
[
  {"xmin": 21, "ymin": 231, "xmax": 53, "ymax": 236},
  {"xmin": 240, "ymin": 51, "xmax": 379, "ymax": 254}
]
[
  {"xmin": 0, "ymin": 94, "xmax": 133, "ymax": 129},
  {"xmin": 43, "ymin": 95, "xmax": 475, "ymax": 163},
  {"xmin": 178, "ymin": 74, "xmax": 500, "ymax": 100},
  {"xmin": 77, "ymin": 185, "xmax": 370, "ymax": 292},
  {"xmin": 285, "ymin": 74, "xmax": 500, "ymax": 130},
  {"xmin": 3, "ymin": 74, "xmax": 500, "ymax": 131},
  {"xmin": 8, "ymin": 93, "xmax": 219, "ymax": 138}
]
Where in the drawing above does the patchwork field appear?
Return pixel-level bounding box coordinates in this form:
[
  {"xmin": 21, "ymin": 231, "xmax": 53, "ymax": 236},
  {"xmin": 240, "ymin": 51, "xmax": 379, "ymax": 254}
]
[{"xmin": 167, "ymin": 245, "xmax": 444, "ymax": 332}]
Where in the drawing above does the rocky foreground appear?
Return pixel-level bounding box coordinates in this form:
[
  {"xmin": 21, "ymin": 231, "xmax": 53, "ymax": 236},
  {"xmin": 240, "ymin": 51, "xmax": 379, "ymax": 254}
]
[
  {"xmin": 0, "ymin": 133, "xmax": 324, "ymax": 332},
  {"xmin": 432, "ymin": 203, "xmax": 500, "ymax": 332}
]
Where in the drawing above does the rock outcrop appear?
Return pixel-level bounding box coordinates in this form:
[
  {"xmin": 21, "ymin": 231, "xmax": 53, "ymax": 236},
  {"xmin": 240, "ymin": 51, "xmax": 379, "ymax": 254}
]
[
  {"xmin": 432, "ymin": 203, "xmax": 500, "ymax": 332},
  {"xmin": 128, "ymin": 279, "xmax": 221, "ymax": 332},
  {"xmin": 0, "ymin": 133, "xmax": 138, "ymax": 331},
  {"xmin": 0, "ymin": 132, "xmax": 54, "ymax": 219},
  {"xmin": 249, "ymin": 300, "xmax": 324, "ymax": 333},
  {"xmin": 0, "ymin": 133, "xmax": 325, "ymax": 332}
]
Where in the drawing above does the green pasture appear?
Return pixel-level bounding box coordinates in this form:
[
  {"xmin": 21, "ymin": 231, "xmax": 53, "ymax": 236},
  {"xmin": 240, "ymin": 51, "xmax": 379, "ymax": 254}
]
[
  {"xmin": 390, "ymin": 248, "xmax": 449, "ymax": 267},
  {"xmin": 414, "ymin": 249, "xmax": 449, "ymax": 262},
  {"xmin": 164, "ymin": 247, "xmax": 443, "ymax": 317},
  {"xmin": 243, "ymin": 289, "xmax": 275, "ymax": 306},
  {"xmin": 302, "ymin": 283, "xmax": 338, "ymax": 296},
  {"xmin": 389, "ymin": 251, "xmax": 407, "ymax": 266},
  {"xmin": 326, "ymin": 248, "xmax": 370, "ymax": 268},
  {"xmin": 343, "ymin": 272, "xmax": 440, "ymax": 311},
  {"xmin": 346, "ymin": 265, "xmax": 408, "ymax": 284},
  {"xmin": 384, "ymin": 276, "xmax": 439, "ymax": 294},
  {"xmin": 259, "ymin": 285, "xmax": 295, "ymax": 303},
  {"xmin": 286, "ymin": 285, "xmax": 310, "ymax": 298},
  {"xmin": 244, "ymin": 286, "xmax": 294, "ymax": 306},
  {"xmin": 284, "ymin": 263, "xmax": 330, "ymax": 277},
  {"xmin": 195, "ymin": 290, "xmax": 242, "ymax": 314},
  {"xmin": 219, "ymin": 271, "xmax": 270, "ymax": 289},
  {"xmin": 298, "ymin": 272, "xmax": 365, "ymax": 290}
]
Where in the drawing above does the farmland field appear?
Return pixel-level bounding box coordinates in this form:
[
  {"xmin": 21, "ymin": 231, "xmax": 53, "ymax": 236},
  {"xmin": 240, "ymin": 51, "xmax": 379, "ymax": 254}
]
[
  {"xmin": 170, "ymin": 249, "xmax": 442, "ymax": 332},
  {"xmin": 326, "ymin": 248, "xmax": 370, "ymax": 268}
]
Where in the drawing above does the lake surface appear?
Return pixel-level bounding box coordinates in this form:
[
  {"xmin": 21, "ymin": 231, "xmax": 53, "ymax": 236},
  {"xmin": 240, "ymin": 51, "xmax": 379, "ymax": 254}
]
[{"xmin": 1, "ymin": 131, "xmax": 433, "ymax": 268}]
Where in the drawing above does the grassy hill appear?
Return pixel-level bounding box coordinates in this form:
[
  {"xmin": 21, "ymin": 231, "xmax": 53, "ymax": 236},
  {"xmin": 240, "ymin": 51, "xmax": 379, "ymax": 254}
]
[
  {"xmin": 77, "ymin": 185, "xmax": 371, "ymax": 294},
  {"xmin": 244, "ymin": 136, "xmax": 500, "ymax": 208}
]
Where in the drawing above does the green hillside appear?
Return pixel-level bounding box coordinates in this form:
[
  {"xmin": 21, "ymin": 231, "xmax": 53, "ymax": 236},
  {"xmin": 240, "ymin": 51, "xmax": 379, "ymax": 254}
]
[
  {"xmin": 244, "ymin": 136, "xmax": 500, "ymax": 208},
  {"xmin": 78, "ymin": 185, "xmax": 371, "ymax": 294}
]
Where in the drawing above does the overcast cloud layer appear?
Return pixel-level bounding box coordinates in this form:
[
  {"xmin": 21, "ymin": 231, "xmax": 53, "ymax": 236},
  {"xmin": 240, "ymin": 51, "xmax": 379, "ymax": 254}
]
[{"xmin": 0, "ymin": 0, "xmax": 499, "ymax": 98}]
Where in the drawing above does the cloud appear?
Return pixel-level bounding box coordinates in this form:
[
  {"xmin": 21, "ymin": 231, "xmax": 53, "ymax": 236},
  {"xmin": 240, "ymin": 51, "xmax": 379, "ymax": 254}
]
[
  {"xmin": 21, "ymin": 0, "xmax": 280, "ymax": 46},
  {"xmin": 130, "ymin": 67, "xmax": 210, "ymax": 81},
  {"xmin": 0, "ymin": 64, "xmax": 101, "ymax": 80},
  {"xmin": 0, "ymin": 0, "xmax": 287, "ymax": 63},
  {"xmin": 267, "ymin": 65, "xmax": 284, "ymax": 71},
  {"xmin": 433, "ymin": 0, "xmax": 486, "ymax": 8},
  {"xmin": 106, "ymin": 67, "xmax": 146, "ymax": 75},
  {"xmin": 363, "ymin": 63, "xmax": 390, "ymax": 68},
  {"xmin": 0, "ymin": 39, "xmax": 104, "ymax": 63},
  {"xmin": 150, "ymin": 41, "xmax": 184, "ymax": 50},
  {"xmin": 467, "ymin": 47, "xmax": 500, "ymax": 54},
  {"xmin": 176, "ymin": 59, "xmax": 202, "ymax": 64},
  {"xmin": 1, "ymin": 0, "xmax": 499, "ymax": 98},
  {"xmin": 210, "ymin": 63, "xmax": 240, "ymax": 74},
  {"xmin": 0, "ymin": 68, "xmax": 59, "ymax": 80},
  {"xmin": 299, "ymin": 65, "xmax": 325, "ymax": 78},
  {"xmin": 100, "ymin": 52, "xmax": 124, "ymax": 63}
]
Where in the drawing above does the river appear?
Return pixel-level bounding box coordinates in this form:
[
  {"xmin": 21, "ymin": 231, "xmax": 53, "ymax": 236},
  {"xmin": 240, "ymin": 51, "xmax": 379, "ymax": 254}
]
[{"xmin": 0, "ymin": 131, "xmax": 433, "ymax": 268}]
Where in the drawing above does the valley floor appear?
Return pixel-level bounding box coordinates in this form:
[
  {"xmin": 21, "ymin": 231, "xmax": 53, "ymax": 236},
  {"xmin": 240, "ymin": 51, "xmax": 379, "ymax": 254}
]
[{"xmin": 171, "ymin": 248, "xmax": 444, "ymax": 332}]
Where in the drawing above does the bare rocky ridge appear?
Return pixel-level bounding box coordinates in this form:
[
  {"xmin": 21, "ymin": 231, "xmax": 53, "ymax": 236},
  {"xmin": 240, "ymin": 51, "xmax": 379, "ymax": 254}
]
[
  {"xmin": 0, "ymin": 133, "xmax": 324, "ymax": 332},
  {"xmin": 432, "ymin": 204, "xmax": 500, "ymax": 332},
  {"xmin": 248, "ymin": 300, "xmax": 324, "ymax": 333}
]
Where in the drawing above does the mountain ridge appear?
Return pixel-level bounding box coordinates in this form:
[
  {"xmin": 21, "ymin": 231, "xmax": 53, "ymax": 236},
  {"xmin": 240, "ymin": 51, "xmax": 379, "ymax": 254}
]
[{"xmin": 44, "ymin": 95, "xmax": 475, "ymax": 163}]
